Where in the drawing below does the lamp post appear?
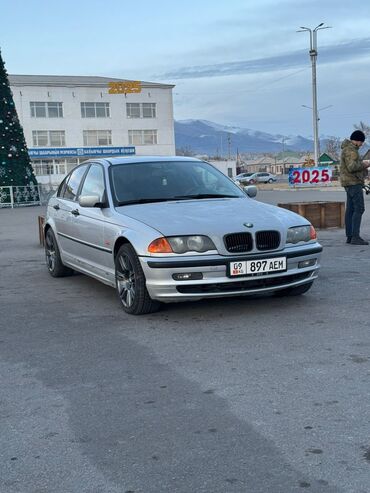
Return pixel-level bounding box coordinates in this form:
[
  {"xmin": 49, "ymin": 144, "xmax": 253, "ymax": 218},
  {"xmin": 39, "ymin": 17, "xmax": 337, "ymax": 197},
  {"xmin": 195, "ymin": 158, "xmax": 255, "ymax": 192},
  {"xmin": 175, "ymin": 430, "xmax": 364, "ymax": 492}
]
[
  {"xmin": 297, "ymin": 23, "xmax": 331, "ymax": 166},
  {"xmin": 301, "ymin": 104, "xmax": 333, "ymax": 160}
]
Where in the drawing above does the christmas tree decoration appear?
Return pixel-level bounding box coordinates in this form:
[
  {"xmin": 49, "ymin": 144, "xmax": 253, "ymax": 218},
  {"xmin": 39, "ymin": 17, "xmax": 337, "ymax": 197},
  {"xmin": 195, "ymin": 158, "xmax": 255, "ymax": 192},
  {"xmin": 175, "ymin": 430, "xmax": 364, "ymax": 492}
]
[{"xmin": 0, "ymin": 49, "xmax": 39, "ymax": 204}]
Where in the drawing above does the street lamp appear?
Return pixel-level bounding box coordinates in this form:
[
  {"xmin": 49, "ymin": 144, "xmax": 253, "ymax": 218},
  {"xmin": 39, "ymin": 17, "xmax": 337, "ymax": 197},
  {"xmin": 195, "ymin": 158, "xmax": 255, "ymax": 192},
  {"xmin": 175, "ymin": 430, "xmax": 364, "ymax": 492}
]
[
  {"xmin": 301, "ymin": 104, "xmax": 333, "ymax": 159},
  {"xmin": 297, "ymin": 23, "xmax": 332, "ymax": 166}
]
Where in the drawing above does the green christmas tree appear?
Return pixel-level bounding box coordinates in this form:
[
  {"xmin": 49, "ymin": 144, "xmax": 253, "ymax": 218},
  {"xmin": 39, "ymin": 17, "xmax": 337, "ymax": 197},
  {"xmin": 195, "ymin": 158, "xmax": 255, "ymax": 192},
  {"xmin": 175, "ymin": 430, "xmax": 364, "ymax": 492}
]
[{"xmin": 0, "ymin": 49, "xmax": 39, "ymax": 204}]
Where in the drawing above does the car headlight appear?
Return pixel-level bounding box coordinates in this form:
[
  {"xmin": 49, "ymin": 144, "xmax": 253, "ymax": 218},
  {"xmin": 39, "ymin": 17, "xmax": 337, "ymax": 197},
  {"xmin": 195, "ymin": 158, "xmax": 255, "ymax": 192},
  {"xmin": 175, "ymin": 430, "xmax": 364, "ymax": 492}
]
[
  {"xmin": 286, "ymin": 225, "xmax": 316, "ymax": 244},
  {"xmin": 148, "ymin": 235, "xmax": 216, "ymax": 254}
]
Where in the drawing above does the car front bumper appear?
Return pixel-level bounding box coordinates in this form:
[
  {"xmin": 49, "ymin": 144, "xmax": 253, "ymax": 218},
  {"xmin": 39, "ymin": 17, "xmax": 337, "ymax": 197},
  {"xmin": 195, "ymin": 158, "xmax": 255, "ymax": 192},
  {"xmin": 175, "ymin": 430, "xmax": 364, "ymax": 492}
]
[{"xmin": 139, "ymin": 243, "xmax": 322, "ymax": 302}]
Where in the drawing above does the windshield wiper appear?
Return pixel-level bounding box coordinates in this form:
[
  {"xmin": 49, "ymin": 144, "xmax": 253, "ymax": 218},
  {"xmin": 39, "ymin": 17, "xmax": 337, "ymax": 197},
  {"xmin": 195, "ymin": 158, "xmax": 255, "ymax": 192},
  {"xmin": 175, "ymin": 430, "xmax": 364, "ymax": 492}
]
[
  {"xmin": 116, "ymin": 198, "xmax": 178, "ymax": 206},
  {"xmin": 116, "ymin": 194, "xmax": 240, "ymax": 206},
  {"xmin": 172, "ymin": 194, "xmax": 239, "ymax": 200}
]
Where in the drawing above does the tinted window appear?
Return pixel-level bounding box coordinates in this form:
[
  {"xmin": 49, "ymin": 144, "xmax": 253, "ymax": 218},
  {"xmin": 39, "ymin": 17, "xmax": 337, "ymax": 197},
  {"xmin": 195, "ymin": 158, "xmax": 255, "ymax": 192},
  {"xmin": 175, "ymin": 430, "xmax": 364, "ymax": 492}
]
[
  {"xmin": 63, "ymin": 165, "xmax": 89, "ymax": 201},
  {"xmin": 110, "ymin": 160, "xmax": 244, "ymax": 205},
  {"xmin": 80, "ymin": 164, "xmax": 105, "ymax": 202}
]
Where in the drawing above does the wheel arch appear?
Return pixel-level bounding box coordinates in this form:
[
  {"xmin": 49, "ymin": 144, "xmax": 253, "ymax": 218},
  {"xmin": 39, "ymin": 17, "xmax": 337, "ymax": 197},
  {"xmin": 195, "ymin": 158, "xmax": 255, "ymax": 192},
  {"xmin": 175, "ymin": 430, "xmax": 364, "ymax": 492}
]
[
  {"xmin": 44, "ymin": 222, "xmax": 52, "ymax": 236},
  {"xmin": 113, "ymin": 236, "xmax": 132, "ymax": 259}
]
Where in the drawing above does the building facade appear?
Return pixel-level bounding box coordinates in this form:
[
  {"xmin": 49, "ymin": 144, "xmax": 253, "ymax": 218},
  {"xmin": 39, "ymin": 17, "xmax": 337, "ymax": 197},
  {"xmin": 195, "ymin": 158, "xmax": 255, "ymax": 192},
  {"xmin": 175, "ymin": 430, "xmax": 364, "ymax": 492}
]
[{"xmin": 9, "ymin": 75, "xmax": 175, "ymax": 185}]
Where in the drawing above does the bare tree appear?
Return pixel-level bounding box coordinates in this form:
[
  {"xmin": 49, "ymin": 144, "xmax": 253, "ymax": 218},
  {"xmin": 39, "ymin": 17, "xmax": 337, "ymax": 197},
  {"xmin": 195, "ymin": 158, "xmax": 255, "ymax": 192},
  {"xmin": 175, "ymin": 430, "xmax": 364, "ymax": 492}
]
[
  {"xmin": 324, "ymin": 136, "xmax": 341, "ymax": 160},
  {"xmin": 354, "ymin": 121, "xmax": 370, "ymax": 140},
  {"xmin": 176, "ymin": 146, "xmax": 195, "ymax": 157}
]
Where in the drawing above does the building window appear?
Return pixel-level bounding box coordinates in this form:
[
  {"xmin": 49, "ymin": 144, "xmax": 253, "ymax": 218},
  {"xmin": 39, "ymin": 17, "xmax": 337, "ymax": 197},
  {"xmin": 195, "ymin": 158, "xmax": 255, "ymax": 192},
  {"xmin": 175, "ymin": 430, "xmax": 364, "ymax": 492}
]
[
  {"xmin": 33, "ymin": 160, "xmax": 54, "ymax": 175},
  {"xmin": 32, "ymin": 130, "xmax": 66, "ymax": 147},
  {"xmin": 128, "ymin": 129, "xmax": 157, "ymax": 145},
  {"xmin": 49, "ymin": 131, "xmax": 66, "ymax": 146},
  {"xmin": 81, "ymin": 102, "xmax": 110, "ymax": 118},
  {"xmin": 83, "ymin": 130, "xmax": 112, "ymax": 146},
  {"xmin": 126, "ymin": 102, "xmax": 156, "ymax": 119},
  {"xmin": 32, "ymin": 130, "xmax": 48, "ymax": 146},
  {"xmin": 30, "ymin": 102, "xmax": 63, "ymax": 118},
  {"xmin": 142, "ymin": 103, "xmax": 156, "ymax": 118}
]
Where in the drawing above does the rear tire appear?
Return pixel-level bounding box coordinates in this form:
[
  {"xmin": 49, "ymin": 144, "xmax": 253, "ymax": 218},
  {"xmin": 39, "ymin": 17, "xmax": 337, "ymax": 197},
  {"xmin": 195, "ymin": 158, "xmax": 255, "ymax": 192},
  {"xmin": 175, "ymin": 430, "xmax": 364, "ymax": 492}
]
[
  {"xmin": 45, "ymin": 228, "xmax": 74, "ymax": 277},
  {"xmin": 274, "ymin": 281, "xmax": 313, "ymax": 297},
  {"xmin": 115, "ymin": 244, "xmax": 161, "ymax": 315}
]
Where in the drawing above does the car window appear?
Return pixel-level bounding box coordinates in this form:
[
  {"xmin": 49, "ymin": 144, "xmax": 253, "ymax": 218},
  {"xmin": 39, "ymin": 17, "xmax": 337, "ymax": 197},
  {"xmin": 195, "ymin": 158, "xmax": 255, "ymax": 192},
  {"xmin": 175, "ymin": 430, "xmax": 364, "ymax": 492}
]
[
  {"xmin": 62, "ymin": 164, "xmax": 89, "ymax": 201},
  {"xmin": 79, "ymin": 164, "xmax": 105, "ymax": 202},
  {"xmin": 110, "ymin": 160, "xmax": 245, "ymax": 205},
  {"xmin": 57, "ymin": 175, "xmax": 69, "ymax": 197}
]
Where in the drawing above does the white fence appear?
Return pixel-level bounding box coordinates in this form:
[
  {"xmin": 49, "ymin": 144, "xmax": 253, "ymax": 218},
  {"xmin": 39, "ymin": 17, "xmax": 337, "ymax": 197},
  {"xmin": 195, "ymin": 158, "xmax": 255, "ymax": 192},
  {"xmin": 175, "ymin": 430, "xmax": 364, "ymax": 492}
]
[{"xmin": 0, "ymin": 184, "xmax": 57, "ymax": 208}]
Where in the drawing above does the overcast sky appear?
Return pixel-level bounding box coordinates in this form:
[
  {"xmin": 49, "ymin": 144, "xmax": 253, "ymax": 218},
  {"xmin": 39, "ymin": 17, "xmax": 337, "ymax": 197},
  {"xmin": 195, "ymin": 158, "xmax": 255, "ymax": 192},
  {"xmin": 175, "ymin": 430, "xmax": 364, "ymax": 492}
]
[{"xmin": 2, "ymin": 0, "xmax": 370, "ymax": 138}]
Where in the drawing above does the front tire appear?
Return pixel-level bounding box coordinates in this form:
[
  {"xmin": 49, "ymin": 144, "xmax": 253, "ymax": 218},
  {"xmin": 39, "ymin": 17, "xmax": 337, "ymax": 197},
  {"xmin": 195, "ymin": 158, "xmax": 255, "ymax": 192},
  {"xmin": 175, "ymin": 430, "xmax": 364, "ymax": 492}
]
[
  {"xmin": 115, "ymin": 244, "xmax": 161, "ymax": 315},
  {"xmin": 45, "ymin": 228, "xmax": 74, "ymax": 277}
]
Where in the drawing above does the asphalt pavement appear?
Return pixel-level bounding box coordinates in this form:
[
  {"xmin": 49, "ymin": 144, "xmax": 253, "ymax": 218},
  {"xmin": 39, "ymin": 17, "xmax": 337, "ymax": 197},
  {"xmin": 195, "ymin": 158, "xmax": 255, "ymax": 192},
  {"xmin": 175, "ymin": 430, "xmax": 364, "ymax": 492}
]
[{"xmin": 1, "ymin": 190, "xmax": 370, "ymax": 493}]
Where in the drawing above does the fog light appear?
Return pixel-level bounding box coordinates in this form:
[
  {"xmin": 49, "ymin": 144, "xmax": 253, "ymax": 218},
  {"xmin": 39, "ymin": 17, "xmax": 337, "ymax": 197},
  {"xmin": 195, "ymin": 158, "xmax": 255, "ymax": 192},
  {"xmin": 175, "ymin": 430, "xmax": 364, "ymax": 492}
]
[
  {"xmin": 172, "ymin": 272, "xmax": 203, "ymax": 281},
  {"xmin": 298, "ymin": 259, "xmax": 316, "ymax": 269}
]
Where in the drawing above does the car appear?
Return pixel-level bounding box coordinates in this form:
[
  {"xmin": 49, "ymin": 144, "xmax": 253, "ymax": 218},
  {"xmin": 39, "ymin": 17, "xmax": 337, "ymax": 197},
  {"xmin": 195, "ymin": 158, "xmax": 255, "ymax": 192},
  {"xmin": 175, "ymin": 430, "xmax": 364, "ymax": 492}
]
[
  {"xmin": 234, "ymin": 172, "xmax": 254, "ymax": 183},
  {"xmin": 44, "ymin": 156, "xmax": 322, "ymax": 315},
  {"xmin": 245, "ymin": 172, "xmax": 277, "ymax": 184}
]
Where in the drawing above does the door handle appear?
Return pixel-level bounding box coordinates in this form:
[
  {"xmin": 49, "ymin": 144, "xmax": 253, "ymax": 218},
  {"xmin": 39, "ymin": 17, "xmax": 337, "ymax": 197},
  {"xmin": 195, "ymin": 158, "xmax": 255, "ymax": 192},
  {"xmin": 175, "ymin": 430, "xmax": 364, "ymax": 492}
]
[
  {"xmin": 71, "ymin": 209, "xmax": 80, "ymax": 216},
  {"xmin": 53, "ymin": 204, "xmax": 60, "ymax": 210}
]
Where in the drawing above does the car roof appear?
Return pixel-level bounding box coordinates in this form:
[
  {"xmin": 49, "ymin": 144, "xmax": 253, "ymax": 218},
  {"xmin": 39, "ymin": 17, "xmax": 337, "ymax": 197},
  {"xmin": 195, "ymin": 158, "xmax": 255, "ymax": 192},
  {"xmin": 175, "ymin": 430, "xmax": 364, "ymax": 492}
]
[{"xmin": 93, "ymin": 156, "xmax": 205, "ymax": 166}]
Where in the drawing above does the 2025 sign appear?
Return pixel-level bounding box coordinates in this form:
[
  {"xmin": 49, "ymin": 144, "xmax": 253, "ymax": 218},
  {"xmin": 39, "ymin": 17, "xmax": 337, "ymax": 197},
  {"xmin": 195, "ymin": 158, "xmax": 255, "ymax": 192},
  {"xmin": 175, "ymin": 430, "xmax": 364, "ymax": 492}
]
[{"xmin": 289, "ymin": 167, "xmax": 332, "ymax": 187}]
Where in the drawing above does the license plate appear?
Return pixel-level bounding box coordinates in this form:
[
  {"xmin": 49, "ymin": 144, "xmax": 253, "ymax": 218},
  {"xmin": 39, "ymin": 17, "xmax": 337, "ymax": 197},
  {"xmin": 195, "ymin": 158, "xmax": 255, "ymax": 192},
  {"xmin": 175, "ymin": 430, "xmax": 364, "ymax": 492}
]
[{"xmin": 229, "ymin": 257, "xmax": 287, "ymax": 276}]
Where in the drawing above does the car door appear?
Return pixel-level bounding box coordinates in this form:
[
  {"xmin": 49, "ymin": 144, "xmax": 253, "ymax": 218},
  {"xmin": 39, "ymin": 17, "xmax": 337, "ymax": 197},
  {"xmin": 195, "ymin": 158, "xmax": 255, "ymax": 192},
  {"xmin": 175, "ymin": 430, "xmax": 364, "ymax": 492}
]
[
  {"xmin": 70, "ymin": 163, "xmax": 110, "ymax": 278},
  {"xmin": 54, "ymin": 164, "xmax": 90, "ymax": 261},
  {"xmin": 258, "ymin": 173, "xmax": 267, "ymax": 183}
]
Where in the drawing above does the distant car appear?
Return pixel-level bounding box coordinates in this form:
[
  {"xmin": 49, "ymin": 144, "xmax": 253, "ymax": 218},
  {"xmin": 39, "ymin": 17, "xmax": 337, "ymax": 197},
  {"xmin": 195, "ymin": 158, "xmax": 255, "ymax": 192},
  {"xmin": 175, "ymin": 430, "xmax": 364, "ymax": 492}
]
[
  {"xmin": 234, "ymin": 172, "xmax": 254, "ymax": 183},
  {"xmin": 245, "ymin": 171, "xmax": 277, "ymax": 185},
  {"xmin": 44, "ymin": 156, "xmax": 322, "ymax": 315},
  {"xmin": 245, "ymin": 172, "xmax": 277, "ymax": 184}
]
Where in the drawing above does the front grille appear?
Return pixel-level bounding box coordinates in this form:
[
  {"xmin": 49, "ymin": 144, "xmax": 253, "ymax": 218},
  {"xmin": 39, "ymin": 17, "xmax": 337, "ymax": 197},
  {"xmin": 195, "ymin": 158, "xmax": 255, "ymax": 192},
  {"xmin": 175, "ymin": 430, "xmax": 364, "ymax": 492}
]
[
  {"xmin": 224, "ymin": 232, "xmax": 253, "ymax": 253},
  {"xmin": 256, "ymin": 230, "xmax": 280, "ymax": 251},
  {"xmin": 176, "ymin": 272, "xmax": 311, "ymax": 294}
]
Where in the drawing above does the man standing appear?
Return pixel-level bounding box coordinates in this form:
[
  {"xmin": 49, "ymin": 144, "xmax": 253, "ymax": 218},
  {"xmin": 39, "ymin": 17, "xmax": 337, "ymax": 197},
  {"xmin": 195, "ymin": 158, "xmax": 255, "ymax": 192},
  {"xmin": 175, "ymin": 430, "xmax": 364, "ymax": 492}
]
[{"xmin": 340, "ymin": 130, "xmax": 370, "ymax": 245}]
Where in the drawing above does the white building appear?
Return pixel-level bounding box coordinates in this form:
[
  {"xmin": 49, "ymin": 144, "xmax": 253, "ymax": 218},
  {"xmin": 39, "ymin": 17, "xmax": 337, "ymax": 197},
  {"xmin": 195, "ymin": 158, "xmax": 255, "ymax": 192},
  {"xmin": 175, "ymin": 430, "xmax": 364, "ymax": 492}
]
[
  {"xmin": 9, "ymin": 75, "xmax": 175, "ymax": 186},
  {"xmin": 208, "ymin": 160, "xmax": 237, "ymax": 178}
]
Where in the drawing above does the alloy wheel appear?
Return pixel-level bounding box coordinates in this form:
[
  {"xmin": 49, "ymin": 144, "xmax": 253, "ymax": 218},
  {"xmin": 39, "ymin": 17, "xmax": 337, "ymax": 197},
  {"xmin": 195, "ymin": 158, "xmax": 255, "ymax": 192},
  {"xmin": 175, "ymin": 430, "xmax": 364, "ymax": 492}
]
[
  {"xmin": 45, "ymin": 231, "xmax": 56, "ymax": 272},
  {"xmin": 116, "ymin": 253, "xmax": 136, "ymax": 308}
]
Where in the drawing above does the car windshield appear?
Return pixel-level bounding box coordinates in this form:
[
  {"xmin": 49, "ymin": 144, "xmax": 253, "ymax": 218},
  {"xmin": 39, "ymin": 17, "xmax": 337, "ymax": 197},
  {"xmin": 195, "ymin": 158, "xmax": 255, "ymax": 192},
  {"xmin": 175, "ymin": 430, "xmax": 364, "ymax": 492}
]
[{"xmin": 110, "ymin": 160, "xmax": 245, "ymax": 206}]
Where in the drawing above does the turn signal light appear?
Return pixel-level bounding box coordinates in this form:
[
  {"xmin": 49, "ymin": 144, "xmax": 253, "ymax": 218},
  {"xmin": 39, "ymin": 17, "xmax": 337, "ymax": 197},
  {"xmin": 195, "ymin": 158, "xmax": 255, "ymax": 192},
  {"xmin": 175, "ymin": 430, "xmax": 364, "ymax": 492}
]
[
  {"xmin": 310, "ymin": 225, "xmax": 317, "ymax": 240},
  {"xmin": 148, "ymin": 237, "xmax": 173, "ymax": 253}
]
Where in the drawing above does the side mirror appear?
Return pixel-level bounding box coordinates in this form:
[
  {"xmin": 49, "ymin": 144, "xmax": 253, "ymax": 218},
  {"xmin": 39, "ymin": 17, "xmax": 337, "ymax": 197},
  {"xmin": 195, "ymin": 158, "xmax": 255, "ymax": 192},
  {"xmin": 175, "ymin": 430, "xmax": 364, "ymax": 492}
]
[
  {"xmin": 244, "ymin": 185, "xmax": 257, "ymax": 198},
  {"xmin": 78, "ymin": 195, "xmax": 101, "ymax": 207}
]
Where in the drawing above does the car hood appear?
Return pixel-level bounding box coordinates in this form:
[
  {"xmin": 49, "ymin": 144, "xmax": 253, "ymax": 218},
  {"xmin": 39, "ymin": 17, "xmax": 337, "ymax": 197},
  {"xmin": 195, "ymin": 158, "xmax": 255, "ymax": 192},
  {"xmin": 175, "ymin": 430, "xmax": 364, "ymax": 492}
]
[{"xmin": 115, "ymin": 197, "xmax": 308, "ymax": 236}]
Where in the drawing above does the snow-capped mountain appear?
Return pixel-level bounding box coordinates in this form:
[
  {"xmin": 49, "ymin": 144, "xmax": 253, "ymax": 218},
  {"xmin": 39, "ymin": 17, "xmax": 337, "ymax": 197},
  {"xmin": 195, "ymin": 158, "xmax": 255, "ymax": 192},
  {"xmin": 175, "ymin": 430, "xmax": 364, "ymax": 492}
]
[{"xmin": 175, "ymin": 119, "xmax": 317, "ymax": 154}]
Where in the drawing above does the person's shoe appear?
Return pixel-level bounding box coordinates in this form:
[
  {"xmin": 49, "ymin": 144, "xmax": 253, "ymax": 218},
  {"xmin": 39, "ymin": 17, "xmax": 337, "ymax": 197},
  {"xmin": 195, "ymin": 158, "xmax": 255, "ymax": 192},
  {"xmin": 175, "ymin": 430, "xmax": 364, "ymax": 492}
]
[
  {"xmin": 350, "ymin": 237, "xmax": 369, "ymax": 245},
  {"xmin": 346, "ymin": 236, "xmax": 352, "ymax": 244}
]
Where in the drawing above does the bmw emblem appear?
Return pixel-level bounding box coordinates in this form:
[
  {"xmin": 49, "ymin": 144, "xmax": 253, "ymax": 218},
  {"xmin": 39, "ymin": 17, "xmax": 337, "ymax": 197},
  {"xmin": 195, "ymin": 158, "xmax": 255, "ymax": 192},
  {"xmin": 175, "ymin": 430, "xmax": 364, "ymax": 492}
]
[{"xmin": 244, "ymin": 222, "xmax": 253, "ymax": 228}]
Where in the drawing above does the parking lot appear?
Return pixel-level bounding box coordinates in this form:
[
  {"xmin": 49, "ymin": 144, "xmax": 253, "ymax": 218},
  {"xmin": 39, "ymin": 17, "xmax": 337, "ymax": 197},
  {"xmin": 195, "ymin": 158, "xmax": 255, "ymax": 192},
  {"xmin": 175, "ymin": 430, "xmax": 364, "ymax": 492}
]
[{"xmin": 1, "ymin": 189, "xmax": 370, "ymax": 493}]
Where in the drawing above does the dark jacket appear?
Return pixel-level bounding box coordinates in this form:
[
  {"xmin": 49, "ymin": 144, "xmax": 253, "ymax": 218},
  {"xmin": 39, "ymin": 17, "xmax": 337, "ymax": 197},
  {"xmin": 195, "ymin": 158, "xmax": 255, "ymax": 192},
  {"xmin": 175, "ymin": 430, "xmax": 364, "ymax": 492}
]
[{"xmin": 340, "ymin": 139, "xmax": 366, "ymax": 187}]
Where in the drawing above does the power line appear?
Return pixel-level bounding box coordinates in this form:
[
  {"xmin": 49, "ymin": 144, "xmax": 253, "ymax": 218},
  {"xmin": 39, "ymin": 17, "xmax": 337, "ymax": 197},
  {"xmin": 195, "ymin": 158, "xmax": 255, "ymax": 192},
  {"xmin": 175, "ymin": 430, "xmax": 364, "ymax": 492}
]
[{"xmin": 172, "ymin": 67, "xmax": 309, "ymax": 97}]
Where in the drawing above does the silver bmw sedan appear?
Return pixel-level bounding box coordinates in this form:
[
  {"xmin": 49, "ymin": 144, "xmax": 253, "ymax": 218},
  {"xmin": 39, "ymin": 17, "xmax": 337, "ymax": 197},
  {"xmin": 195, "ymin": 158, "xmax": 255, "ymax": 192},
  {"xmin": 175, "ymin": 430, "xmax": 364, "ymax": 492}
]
[{"xmin": 44, "ymin": 156, "xmax": 322, "ymax": 315}]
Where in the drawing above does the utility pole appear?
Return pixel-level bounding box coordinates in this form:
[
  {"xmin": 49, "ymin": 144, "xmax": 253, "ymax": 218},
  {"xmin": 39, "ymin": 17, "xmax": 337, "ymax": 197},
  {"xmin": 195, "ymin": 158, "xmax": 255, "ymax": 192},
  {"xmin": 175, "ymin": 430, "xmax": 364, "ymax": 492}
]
[
  {"xmin": 297, "ymin": 23, "xmax": 331, "ymax": 166},
  {"xmin": 227, "ymin": 133, "xmax": 231, "ymax": 160},
  {"xmin": 301, "ymin": 104, "xmax": 333, "ymax": 162}
]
